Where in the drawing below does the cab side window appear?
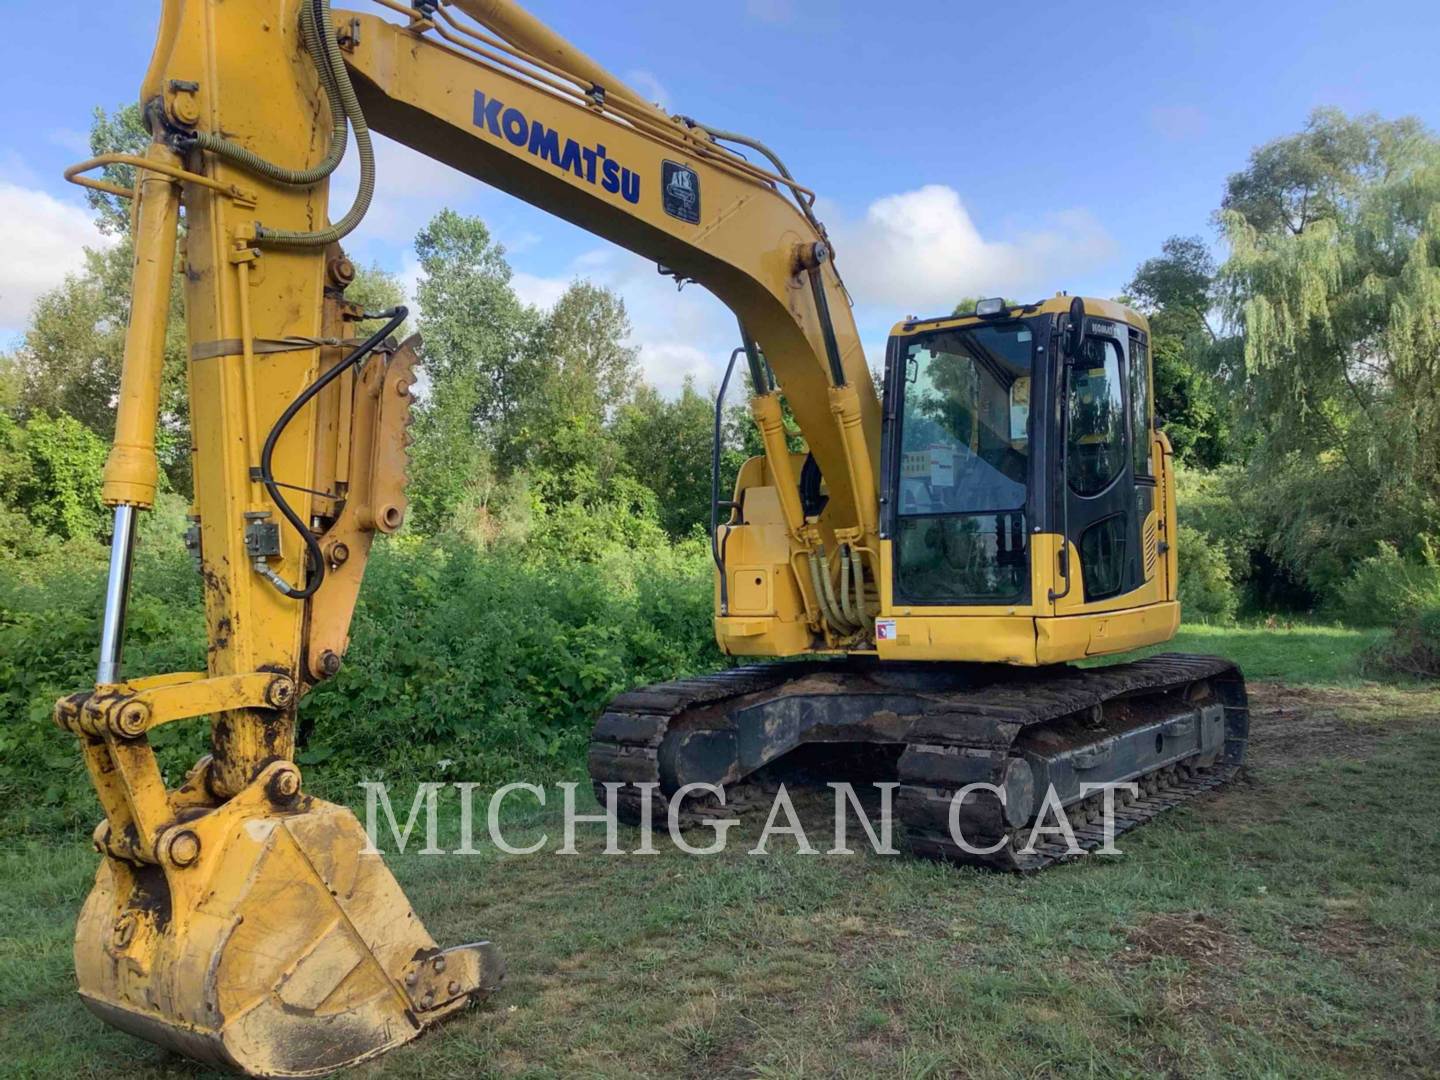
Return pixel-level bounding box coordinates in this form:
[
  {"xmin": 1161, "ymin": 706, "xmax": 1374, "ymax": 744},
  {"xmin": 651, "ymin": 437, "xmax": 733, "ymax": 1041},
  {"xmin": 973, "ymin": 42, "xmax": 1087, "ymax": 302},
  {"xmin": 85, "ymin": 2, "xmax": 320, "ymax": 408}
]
[
  {"xmin": 1129, "ymin": 336, "xmax": 1153, "ymax": 480},
  {"xmin": 1066, "ymin": 337, "xmax": 1126, "ymax": 496}
]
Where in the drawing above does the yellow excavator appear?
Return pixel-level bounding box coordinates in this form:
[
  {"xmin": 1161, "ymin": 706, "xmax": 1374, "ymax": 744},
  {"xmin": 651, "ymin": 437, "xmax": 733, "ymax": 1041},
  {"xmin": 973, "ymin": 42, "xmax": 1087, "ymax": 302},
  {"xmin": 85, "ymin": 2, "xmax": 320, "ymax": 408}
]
[{"xmin": 55, "ymin": 0, "xmax": 1249, "ymax": 1073}]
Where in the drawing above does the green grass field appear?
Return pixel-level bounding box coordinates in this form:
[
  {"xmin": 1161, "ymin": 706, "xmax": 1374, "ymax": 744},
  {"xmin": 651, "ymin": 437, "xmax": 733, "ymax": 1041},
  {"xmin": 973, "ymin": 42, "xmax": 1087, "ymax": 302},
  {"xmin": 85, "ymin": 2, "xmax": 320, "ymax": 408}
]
[{"xmin": 2, "ymin": 624, "xmax": 1436, "ymax": 1078}]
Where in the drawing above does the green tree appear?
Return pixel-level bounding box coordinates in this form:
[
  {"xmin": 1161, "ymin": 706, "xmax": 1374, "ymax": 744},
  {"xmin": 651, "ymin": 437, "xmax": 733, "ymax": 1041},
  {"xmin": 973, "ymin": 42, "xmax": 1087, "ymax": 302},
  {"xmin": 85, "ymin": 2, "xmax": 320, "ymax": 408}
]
[
  {"xmin": 0, "ymin": 412, "xmax": 108, "ymax": 542},
  {"xmin": 408, "ymin": 210, "xmax": 535, "ymax": 532},
  {"xmin": 1218, "ymin": 108, "xmax": 1440, "ymax": 596},
  {"xmin": 1127, "ymin": 236, "xmax": 1219, "ymax": 341},
  {"xmin": 345, "ymin": 262, "xmax": 410, "ymax": 337},
  {"xmin": 615, "ymin": 378, "xmax": 714, "ymax": 538},
  {"xmin": 498, "ymin": 281, "xmax": 637, "ymax": 483},
  {"xmin": 1123, "ymin": 236, "xmax": 1236, "ymax": 468},
  {"xmin": 5, "ymin": 105, "xmax": 191, "ymax": 491}
]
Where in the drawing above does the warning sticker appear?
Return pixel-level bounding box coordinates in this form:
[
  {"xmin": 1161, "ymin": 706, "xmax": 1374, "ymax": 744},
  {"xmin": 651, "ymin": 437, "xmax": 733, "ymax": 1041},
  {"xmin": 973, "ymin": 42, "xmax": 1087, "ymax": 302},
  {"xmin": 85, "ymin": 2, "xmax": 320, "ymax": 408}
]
[{"xmin": 875, "ymin": 618, "xmax": 897, "ymax": 641}]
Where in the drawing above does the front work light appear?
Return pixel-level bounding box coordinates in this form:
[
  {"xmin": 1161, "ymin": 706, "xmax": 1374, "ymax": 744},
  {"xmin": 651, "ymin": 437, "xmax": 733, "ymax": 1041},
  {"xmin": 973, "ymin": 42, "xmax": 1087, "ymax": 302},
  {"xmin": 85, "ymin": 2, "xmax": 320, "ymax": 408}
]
[{"xmin": 975, "ymin": 297, "xmax": 1007, "ymax": 317}]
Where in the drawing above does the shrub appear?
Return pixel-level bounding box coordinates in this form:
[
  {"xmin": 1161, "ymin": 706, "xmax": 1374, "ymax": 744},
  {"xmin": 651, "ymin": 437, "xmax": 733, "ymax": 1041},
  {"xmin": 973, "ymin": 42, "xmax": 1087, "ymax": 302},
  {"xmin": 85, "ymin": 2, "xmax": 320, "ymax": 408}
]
[
  {"xmin": 1363, "ymin": 603, "xmax": 1440, "ymax": 679},
  {"xmin": 0, "ymin": 518, "xmax": 721, "ymax": 839},
  {"xmin": 1176, "ymin": 523, "xmax": 1239, "ymax": 624},
  {"xmin": 297, "ymin": 533, "xmax": 719, "ymax": 797},
  {"xmin": 1331, "ymin": 541, "xmax": 1440, "ymax": 627}
]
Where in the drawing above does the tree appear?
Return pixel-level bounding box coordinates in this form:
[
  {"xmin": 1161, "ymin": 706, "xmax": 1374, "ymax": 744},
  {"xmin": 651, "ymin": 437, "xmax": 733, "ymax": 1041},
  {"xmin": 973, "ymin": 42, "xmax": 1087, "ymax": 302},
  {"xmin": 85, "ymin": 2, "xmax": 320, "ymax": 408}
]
[
  {"xmin": 1218, "ymin": 108, "xmax": 1440, "ymax": 595},
  {"xmin": 1126, "ymin": 236, "xmax": 1219, "ymax": 342},
  {"xmin": 0, "ymin": 411, "xmax": 108, "ymax": 542},
  {"xmin": 614, "ymin": 378, "xmax": 714, "ymax": 538},
  {"xmin": 1123, "ymin": 236, "xmax": 1236, "ymax": 468},
  {"xmin": 1221, "ymin": 108, "xmax": 1427, "ymax": 237},
  {"xmin": 407, "ymin": 210, "xmax": 535, "ymax": 532},
  {"xmin": 497, "ymin": 281, "xmax": 637, "ymax": 485},
  {"xmin": 345, "ymin": 262, "xmax": 410, "ymax": 337}
]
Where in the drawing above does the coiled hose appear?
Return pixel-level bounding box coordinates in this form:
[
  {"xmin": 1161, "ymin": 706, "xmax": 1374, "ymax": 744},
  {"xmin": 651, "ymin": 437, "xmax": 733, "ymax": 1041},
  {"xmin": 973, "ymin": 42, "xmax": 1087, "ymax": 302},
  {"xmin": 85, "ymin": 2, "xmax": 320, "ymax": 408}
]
[{"xmin": 185, "ymin": 0, "xmax": 374, "ymax": 247}]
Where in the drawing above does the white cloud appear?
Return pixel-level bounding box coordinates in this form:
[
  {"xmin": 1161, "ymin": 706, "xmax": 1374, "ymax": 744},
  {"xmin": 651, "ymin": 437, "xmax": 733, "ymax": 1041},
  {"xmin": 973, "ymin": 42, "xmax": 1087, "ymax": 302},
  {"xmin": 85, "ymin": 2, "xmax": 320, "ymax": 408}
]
[
  {"xmin": 46, "ymin": 127, "xmax": 92, "ymax": 156},
  {"xmin": 510, "ymin": 270, "xmax": 570, "ymax": 311},
  {"xmin": 834, "ymin": 184, "xmax": 1114, "ymax": 313},
  {"xmin": 623, "ymin": 69, "xmax": 671, "ymax": 112},
  {"xmin": 0, "ymin": 180, "xmax": 112, "ymax": 333}
]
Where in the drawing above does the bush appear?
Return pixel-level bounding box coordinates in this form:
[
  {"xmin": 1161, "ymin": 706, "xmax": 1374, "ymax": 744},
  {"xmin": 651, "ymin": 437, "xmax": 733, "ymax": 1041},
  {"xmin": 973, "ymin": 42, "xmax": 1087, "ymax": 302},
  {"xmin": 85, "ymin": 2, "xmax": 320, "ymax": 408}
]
[
  {"xmin": 298, "ymin": 533, "xmax": 719, "ymax": 797},
  {"xmin": 0, "ymin": 514, "xmax": 720, "ymax": 839},
  {"xmin": 1176, "ymin": 523, "xmax": 1239, "ymax": 624},
  {"xmin": 1331, "ymin": 541, "xmax": 1440, "ymax": 627},
  {"xmin": 0, "ymin": 510, "xmax": 206, "ymax": 838},
  {"xmin": 1364, "ymin": 604, "xmax": 1440, "ymax": 679}
]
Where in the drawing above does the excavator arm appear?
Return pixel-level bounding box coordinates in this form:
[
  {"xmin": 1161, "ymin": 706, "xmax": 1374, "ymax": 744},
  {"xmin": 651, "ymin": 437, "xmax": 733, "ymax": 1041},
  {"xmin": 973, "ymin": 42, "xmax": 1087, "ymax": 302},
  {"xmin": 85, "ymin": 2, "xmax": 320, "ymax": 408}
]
[{"xmin": 55, "ymin": 0, "xmax": 880, "ymax": 1073}]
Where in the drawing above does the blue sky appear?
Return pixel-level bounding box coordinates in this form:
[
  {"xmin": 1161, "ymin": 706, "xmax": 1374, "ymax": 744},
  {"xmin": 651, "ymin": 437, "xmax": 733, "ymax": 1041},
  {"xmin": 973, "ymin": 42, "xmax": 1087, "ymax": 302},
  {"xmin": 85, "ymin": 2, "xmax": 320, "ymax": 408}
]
[{"xmin": 4, "ymin": 0, "xmax": 1438, "ymax": 392}]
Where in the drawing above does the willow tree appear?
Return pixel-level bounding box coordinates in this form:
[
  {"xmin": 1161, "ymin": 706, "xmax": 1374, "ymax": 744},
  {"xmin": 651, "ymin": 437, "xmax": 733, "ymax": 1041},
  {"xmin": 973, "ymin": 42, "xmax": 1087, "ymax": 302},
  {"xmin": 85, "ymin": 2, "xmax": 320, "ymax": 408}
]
[{"xmin": 1218, "ymin": 108, "xmax": 1440, "ymax": 594}]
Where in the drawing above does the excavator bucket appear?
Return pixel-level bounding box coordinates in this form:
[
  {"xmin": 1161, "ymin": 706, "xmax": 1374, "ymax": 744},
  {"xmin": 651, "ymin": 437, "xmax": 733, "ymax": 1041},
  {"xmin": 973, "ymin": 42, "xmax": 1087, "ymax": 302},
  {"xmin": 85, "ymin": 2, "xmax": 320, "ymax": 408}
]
[{"xmin": 72, "ymin": 760, "xmax": 502, "ymax": 1077}]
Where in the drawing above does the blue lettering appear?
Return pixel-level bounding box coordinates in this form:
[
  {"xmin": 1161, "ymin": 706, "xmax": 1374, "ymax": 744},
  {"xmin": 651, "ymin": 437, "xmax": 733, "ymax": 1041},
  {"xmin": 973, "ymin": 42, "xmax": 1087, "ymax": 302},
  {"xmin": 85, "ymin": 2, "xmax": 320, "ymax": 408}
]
[
  {"xmin": 558, "ymin": 138, "xmax": 583, "ymax": 178},
  {"xmin": 472, "ymin": 91, "xmax": 503, "ymax": 136},
  {"xmin": 470, "ymin": 94, "xmax": 638, "ymax": 203},
  {"xmin": 527, "ymin": 121, "xmax": 560, "ymax": 164},
  {"xmin": 501, "ymin": 107, "xmax": 528, "ymax": 147}
]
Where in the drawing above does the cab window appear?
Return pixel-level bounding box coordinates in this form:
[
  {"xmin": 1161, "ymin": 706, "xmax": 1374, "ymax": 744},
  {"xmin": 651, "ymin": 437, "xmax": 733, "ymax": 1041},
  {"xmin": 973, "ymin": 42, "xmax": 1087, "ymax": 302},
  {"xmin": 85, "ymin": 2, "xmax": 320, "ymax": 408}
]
[
  {"xmin": 1067, "ymin": 337, "xmax": 1126, "ymax": 496},
  {"xmin": 1129, "ymin": 336, "xmax": 1153, "ymax": 480},
  {"xmin": 894, "ymin": 321, "xmax": 1033, "ymax": 603}
]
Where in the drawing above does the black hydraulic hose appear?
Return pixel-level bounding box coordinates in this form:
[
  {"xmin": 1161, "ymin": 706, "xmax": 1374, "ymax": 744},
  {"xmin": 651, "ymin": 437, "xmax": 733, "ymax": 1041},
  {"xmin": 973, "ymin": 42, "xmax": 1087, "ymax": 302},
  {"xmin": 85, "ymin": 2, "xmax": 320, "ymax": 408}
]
[
  {"xmin": 256, "ymin": 306, "xmax": 408, "ymax": 599},
  {"xmin": 806, "ymin": 266, "xmax": 847, "ymax": 387},
  {"xmin": 711, "ymin": 347, "xmax": 744, "ymax": 614}
]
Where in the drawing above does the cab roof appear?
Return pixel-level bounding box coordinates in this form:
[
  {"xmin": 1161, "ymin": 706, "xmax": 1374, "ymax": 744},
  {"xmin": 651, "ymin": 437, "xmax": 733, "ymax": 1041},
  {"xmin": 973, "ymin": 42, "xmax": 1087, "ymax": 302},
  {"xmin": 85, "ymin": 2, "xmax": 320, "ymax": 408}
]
[{"xmin": 888, "ymin": 295, "xmax": 1149, "ymax": 339}]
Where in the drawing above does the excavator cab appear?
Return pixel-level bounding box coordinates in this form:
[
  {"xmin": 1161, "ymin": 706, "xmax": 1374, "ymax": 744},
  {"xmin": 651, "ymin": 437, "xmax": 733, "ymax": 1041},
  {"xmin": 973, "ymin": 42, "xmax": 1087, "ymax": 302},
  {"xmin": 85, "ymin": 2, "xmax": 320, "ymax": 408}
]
[{"xmin": 870, "ymin": 295, "xmax": 1178, "ymax": 666}]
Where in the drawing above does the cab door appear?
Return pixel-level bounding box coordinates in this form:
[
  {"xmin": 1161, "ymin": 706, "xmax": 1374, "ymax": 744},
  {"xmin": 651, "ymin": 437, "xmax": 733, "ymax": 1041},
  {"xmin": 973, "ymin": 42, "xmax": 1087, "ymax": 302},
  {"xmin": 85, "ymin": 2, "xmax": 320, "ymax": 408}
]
[{"xmin": 1057, "ymin": 320, "xmax": 1154, "ymax": 611}]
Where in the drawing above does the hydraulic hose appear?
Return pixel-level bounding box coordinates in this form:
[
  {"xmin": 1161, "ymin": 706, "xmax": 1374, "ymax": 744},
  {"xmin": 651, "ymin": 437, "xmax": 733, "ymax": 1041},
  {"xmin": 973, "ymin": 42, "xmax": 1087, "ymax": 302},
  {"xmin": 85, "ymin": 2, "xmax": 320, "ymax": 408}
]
[
  {"xmin": 187, "ymin": 0, "xmax": 375, "ymax": 247},
  {"xmin": 805, "ymin": 550, "xmax": 836, "ymax": 634},
  {"xmin": 187, "ymin": 0, "xmax": 347, "ymax": 187},
  {"xmin": 838, "ymin": 545, "xmax": 856, "ymax": 627},
  {"xmin": 256, "ymin": 306, "xmax": 407, "ymax": 599}
]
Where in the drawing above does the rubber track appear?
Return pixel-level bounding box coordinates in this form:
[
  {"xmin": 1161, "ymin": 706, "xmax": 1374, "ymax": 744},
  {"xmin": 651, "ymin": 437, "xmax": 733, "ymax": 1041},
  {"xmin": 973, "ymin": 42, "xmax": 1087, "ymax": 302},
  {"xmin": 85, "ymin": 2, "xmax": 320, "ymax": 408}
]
[{"xmin": 587, "ymin": 653, "xmax": 1247, "ymax": 867}]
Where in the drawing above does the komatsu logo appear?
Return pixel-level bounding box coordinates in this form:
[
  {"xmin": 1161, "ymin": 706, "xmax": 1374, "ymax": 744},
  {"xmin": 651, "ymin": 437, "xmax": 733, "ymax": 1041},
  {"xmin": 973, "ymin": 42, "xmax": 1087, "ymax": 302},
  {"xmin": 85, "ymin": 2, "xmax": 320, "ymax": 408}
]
[{"xmin": 473, "ymin": 91, "xmax": 641, "ymax": 204}]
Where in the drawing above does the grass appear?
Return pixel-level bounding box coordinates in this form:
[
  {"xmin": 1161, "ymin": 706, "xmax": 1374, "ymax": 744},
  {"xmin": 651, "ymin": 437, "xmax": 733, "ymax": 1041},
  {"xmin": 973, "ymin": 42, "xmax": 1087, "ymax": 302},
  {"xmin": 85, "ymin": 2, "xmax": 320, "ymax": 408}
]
[
  {"xmin": 1094, "ymin": 620, "xmax": 1392, "ymax": 685},
  {"xmin": 1, "ymin": 626, "xmax": 1436, "ymax": 1078}
]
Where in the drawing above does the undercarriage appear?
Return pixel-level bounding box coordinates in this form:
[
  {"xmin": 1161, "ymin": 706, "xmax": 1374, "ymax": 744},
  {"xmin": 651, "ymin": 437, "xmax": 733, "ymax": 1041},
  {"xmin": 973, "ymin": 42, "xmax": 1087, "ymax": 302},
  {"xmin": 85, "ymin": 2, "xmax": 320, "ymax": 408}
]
[{"xmin": 588, "ymin": 654, "xmax": 1248, "ymax": 869}]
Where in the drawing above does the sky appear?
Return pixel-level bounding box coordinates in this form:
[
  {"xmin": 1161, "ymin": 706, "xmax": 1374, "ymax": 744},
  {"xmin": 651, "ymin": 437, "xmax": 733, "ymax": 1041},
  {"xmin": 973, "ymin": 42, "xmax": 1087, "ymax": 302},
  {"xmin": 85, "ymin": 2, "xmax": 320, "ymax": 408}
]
[{"xmin": 4, "ymin": 0, "xmax": 1439, "ymax": 395}]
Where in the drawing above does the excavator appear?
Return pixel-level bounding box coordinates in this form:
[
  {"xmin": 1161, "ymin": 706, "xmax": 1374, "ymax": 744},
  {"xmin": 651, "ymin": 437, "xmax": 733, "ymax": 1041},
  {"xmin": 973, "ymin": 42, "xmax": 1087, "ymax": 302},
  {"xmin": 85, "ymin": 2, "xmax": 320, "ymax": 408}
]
[{"xmin": 54, "ymin": 0, "xmax": 1249, "ymax": 1074}]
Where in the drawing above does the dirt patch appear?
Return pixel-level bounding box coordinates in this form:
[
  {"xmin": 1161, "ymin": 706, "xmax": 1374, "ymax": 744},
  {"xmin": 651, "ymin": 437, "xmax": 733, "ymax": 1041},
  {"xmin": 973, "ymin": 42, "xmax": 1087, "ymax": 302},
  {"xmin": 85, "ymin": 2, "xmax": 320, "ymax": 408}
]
[
  {"xmin": 1242, "ymin": 682, "xmax": 1435, "ymax": 769},
  {"xmin": 1120, "ymin": 911, "xmax": 1245, "ymax": 972},
  {"xmin": 1290, "ymin": 903, "xmax": 1392, "ymax": 963}
]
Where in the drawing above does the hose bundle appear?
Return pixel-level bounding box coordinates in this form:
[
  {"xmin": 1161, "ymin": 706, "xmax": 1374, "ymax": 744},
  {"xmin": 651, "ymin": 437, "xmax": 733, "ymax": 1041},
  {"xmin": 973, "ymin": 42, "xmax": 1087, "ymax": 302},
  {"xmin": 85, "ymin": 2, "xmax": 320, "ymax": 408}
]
[{"xmin": 186, "ymin": 0, "xmax": 374, "ymax": 246}]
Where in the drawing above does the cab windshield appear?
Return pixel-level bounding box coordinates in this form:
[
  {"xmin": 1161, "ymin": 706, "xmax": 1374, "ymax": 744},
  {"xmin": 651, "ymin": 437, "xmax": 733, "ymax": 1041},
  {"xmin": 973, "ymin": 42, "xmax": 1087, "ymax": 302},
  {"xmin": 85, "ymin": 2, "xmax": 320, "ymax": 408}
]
[{"xmin": 894, "ymin": 320, "xmax": 1034, "ymax": 603}]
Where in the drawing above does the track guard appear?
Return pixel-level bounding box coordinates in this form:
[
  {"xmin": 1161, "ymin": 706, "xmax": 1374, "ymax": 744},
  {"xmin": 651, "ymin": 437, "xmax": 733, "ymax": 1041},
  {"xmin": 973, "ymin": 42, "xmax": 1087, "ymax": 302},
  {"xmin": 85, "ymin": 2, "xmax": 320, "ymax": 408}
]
[{"xmin": 73, "ymin": 760, "xmax": 502, "ymax": 1077}]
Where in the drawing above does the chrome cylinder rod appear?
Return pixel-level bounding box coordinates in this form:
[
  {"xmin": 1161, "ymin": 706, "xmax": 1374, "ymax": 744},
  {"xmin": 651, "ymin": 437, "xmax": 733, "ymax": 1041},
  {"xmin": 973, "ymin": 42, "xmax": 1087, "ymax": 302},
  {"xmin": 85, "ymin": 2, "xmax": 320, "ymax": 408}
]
[{"xmin": 96, "ymin": 504, "xmax": 138, "ymax": 685}]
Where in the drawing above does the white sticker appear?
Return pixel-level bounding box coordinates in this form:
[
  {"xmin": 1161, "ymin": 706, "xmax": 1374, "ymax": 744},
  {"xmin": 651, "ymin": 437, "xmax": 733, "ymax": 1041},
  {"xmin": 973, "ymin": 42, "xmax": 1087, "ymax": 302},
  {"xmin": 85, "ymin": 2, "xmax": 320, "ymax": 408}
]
[{"xmin": 875, "ymin": 619, "xmax": 897, "ymax": 641}]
